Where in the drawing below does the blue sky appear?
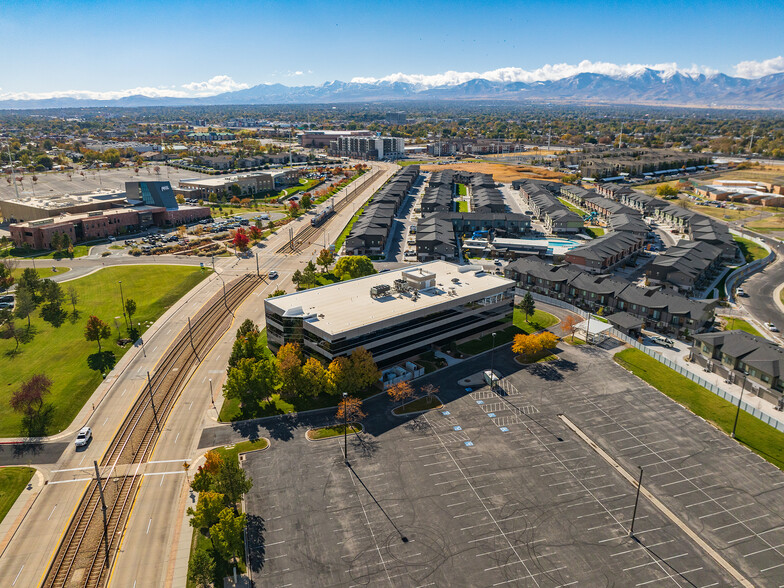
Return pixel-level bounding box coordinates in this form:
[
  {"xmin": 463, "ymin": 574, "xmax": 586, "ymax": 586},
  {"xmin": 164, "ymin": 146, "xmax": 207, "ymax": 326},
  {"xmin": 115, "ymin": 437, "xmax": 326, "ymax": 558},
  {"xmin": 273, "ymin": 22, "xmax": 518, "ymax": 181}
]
[{"xmin": 2, "ymin": 0, "xmax": 783, "ymax": 98}]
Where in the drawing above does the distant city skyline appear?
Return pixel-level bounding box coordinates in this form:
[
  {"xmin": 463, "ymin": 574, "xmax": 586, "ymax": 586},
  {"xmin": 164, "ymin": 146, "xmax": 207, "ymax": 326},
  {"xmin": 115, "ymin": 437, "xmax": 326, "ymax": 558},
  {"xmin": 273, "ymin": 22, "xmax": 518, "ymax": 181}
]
[{"xmin": 1, "ymin": 0, "xmax": 783, "ymax": 100}]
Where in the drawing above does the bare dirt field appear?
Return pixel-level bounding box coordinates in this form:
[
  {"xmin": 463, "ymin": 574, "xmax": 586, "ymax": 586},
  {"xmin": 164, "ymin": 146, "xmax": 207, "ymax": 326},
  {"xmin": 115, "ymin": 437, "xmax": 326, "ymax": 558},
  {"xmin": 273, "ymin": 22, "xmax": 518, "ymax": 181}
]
[{"xmin": 420, "ymin": 161, "xmax": 564, "ymax": 182}]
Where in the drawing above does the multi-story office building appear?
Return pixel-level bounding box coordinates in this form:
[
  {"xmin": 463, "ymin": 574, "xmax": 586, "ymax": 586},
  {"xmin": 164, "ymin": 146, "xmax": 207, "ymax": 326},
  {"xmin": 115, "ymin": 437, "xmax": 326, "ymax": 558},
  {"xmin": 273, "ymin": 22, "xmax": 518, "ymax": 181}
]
[{"xmin": 264, "ymin": 262, "xmax": 515, "ymax": 364}]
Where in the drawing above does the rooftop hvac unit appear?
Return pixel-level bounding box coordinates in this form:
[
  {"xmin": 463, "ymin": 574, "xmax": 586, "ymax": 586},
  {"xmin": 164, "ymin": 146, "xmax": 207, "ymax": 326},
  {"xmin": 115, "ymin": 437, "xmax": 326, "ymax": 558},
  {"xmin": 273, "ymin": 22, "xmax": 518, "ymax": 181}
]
[{"xmin": 370, "ymin": 284, "xmax": 391, "ymax": 298}]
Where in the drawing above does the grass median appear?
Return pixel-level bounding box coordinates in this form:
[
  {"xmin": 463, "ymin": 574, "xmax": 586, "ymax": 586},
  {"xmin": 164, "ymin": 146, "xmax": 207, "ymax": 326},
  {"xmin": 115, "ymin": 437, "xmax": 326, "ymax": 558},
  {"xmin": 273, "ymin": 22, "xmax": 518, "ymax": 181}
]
[
  {"xmin": 723, "ymin": 317, "xmax": 762, "ymax": 336},
  {"xmin": 0, "ymin": 467, "xmax": 35, "ymax": 525},
  {"xmin": 614, "ymin": 348, "xmax": 784, "ymax": 470},
  {"xmin": 733, "ymin": 236, "xmax": 768, "ymax": 263},
  {"xmin": 0, "ymin": 265, "xmax": 210, "ymax": 437},
  {"xmin": 307, "ymin": 423, "xmax": 361, "ymax": 440}
]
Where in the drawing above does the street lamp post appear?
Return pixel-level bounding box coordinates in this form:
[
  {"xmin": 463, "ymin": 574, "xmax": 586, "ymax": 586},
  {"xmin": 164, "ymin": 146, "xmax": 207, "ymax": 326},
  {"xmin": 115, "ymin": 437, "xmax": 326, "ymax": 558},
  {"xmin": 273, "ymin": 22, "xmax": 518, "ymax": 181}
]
[
  {"xmin": 342, "ymin": 392, "xmax": 348, "ymax": 465},
  {"xmin": 118, "ymin": 280, "xmax": 128, "ymax": 329},
  {"xmin": 629, "ymin": 467, "xmax": 644, "ymax": 537},
  {"xmin": 490, "ymin": 332, "xmax": 497, "ymax": 391},
  {"xmin": 731, "ymin": 374, "xmax": 748, "ymax": 439}
]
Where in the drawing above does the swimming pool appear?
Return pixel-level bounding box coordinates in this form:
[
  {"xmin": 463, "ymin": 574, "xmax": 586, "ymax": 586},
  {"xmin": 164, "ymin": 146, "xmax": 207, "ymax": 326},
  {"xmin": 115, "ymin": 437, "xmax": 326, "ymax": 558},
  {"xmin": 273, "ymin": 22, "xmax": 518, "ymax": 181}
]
[{"xmin": 548, "ymin": 239, "xmax": 580, "ymax": 247}]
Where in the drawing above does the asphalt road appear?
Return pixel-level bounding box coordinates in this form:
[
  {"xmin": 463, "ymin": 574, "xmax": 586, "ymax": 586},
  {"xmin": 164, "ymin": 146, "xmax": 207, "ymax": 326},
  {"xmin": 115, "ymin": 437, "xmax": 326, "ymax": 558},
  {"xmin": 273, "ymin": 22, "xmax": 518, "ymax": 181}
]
[{"xmin": 734, "ymin": 229, "xmax": 784, "ymax": 331}]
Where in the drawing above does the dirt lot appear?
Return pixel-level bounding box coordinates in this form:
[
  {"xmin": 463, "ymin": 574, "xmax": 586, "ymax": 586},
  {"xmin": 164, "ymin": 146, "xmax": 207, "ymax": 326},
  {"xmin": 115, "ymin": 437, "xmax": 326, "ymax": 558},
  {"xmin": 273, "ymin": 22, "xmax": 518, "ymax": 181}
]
[{"xmin": 420, "ymin": 161, "xmax": 564, "ymax": 183}]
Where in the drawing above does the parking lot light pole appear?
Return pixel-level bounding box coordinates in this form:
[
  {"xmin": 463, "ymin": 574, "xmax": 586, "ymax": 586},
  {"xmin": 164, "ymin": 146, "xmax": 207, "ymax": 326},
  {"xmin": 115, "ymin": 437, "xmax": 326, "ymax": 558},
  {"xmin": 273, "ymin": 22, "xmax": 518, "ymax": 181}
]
[
  {"xmin": 731, "ymin": 375, "xmax": 748, "ymax": 439},
  {"xmin": 343, "ymin": 392, "xmax": 348, "ymax": 465},
  {"xmin": 490, "ymin": 332, "xmax": 497, "ymax": 391},
  {"xmin": 629, "ymin": 467, "xmax": 644, "ymax": 538}
]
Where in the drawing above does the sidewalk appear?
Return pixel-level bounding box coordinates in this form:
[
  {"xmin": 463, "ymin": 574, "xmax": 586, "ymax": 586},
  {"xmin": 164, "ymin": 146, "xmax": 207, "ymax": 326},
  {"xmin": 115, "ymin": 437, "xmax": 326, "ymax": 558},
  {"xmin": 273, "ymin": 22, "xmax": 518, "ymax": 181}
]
[{"xmin": 636, "ymin": 331, "xmax": 784, "ymax": 424}]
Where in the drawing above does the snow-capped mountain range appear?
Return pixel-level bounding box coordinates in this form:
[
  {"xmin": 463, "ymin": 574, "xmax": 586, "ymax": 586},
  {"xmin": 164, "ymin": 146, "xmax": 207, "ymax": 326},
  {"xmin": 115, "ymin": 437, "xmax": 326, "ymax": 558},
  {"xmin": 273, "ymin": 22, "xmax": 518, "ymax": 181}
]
[{"xmin": 2, "ymin": 69, "xmax": 783, "ymax": 110}]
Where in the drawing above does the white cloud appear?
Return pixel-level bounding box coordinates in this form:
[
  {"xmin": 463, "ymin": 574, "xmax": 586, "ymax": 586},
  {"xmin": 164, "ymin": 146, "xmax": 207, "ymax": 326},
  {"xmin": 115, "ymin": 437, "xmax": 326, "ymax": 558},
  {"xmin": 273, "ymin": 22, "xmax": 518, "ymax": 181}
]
[
  {"xmin": 734, "ymin": 56, "xmax": 784, "ymax": 78},
  {"xmin": 0, "ymin": 75, "xmax": 249, "ymax": 101},
  {"xmin": 181, "ymin": 75, "xmax": 249, "ymax": 95},
  {"xmin": 351, "ymin": 60, "xmax": 720, "ymax": 88},
  {"xmin": 289, "ymin": 71, "xmax": 304, "ymax": 77}
]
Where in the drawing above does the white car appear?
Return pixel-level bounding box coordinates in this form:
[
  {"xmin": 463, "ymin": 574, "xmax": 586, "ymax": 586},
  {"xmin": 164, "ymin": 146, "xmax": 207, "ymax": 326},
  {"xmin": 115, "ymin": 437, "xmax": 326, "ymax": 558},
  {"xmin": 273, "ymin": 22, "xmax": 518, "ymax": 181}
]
[
  {"xmin": 765, "ymin": 322, "xmax": 779, "ymax": 332},
  {"xmin": 268, "ymin": 270, "xmax": 278, "ymax": 279},
  {"xmin": 75, "ymin": 426, "xmax": 92, "ymax": 447}
]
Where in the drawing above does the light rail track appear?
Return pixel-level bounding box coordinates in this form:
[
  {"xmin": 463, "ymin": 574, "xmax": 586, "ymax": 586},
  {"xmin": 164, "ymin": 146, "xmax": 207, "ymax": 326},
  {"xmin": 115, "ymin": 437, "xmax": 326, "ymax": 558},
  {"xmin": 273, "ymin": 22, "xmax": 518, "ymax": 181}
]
[{"xmin": 42, "ymin": 273, "xmax": 260, "ymax": 588}]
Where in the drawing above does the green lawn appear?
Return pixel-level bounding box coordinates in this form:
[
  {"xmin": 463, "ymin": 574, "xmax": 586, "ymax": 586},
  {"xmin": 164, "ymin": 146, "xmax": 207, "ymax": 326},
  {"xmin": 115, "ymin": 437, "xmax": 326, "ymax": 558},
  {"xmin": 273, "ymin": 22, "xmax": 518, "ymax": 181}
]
[
  {"xmin": 0, "ymin": 467, "xmax": 35, "ymax": 525},
  {"xmin": 2, "ymin": 246, "xmax": 90, "ymax": 260},
  {"xmin": 734, "ymin": 236, "xmax": 768, "ymax": 263},
  {"xmin": 457, "ymin": 184, "xmax": 467, "ymax": 196},
  {"xmin": 392, "ymin": 396, "xmax": 442, "ymax": 415},
  {"xmin": 0, "ymin": 265, "xmax": 210, "ymax": 437},
  {"xmin": 584, "ymin": 227, "xmax": 605, "ymax": 239},
  {"xmin": 457, "ymin": 308, "xmax": 559, "ymax": 355},
  {"xmin": 723, "ymin": 317, "xmax": 762, "ymax": 336},
  {"xmin": 614, "ymin": 348, "xmax": 784, "ymax": 470},
  {"xmin": 11, "ymin": 266, "xmax": 71, "ymax": 281},
  {"xmin": 457, "ymin": 200, "xmax": 469, "ymax": 212},
  {"xmin": 557, "ymin": 197, "xmax": 587, "ymax": 216},
  {"xmin": 306, "ymin": 423, "xmax": 361, "ymax": 440},
  {"xmin": 397, "ymin": 160, "xmax": 429, "ymax": 167}
]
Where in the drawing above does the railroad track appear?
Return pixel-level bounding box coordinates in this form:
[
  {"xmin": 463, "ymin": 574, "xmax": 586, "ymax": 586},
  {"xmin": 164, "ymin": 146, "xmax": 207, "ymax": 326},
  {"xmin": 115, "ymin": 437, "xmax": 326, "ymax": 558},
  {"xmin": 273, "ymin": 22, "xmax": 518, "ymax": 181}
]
[
  {"xmin": 276, "ymin": 168, "xmax": 385, "ymax": 255},
  {"xmin": 42, "ymin": 273, "xmax": 261, "ymax": 588}
]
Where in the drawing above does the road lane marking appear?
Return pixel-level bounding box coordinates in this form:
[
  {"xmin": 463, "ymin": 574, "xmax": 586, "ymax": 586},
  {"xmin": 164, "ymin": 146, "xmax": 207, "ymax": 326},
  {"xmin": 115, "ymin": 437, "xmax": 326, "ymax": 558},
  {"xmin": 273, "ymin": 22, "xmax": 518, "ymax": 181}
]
[
  {"xmin": 146, "ymin": 518, "xmax": 152, "ymax": 534},
  {"xmin": 12, "ymin": 564, "xmax": 23, "ymax": 586},
  {"xmin": 48, "ymin": 505, "xmax": 57, "ymax": 520}
]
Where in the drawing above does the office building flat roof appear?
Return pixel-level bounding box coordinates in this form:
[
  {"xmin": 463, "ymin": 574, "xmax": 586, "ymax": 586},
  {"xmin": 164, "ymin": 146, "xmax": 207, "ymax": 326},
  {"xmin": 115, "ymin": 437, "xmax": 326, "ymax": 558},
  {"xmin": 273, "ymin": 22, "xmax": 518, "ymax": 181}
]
[{"xmin": 266, "ymin": 261, "xmax": 514, "ymax": 336}]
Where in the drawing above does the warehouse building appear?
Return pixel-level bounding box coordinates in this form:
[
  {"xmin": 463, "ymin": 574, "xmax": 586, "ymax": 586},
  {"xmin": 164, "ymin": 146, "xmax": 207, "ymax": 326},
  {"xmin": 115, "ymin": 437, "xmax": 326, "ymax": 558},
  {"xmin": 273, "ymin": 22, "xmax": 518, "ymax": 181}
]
[{"xmin": 265, "ymin": 262, "xmax": 516, "ymax": 364}]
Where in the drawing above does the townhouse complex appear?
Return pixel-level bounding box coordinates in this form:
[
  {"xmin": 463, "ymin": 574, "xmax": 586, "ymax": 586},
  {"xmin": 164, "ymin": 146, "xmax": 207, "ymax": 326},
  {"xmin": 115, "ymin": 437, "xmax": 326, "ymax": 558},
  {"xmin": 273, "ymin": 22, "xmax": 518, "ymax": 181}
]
[{"xmin": 506, "ymin": 256, "xmax": 717, "ymax": 336}]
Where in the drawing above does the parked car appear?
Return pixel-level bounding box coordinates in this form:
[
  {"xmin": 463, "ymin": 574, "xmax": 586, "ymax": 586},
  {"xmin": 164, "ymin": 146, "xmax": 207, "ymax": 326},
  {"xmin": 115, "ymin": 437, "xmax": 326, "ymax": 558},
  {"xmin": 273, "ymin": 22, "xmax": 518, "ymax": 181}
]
[
  {"xmin": 651, "ymin": 335, "xmax": 675, "ymax": 348},
  {"xmin": 74, "ymin": 426, "xmax": 92, "ymax": 447}
]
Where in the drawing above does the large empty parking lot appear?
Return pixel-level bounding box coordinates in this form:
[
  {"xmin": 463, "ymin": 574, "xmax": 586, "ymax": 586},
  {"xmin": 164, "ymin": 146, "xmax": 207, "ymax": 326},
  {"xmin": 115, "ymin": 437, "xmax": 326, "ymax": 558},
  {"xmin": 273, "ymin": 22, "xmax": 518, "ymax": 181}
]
[{"xmin": 201, "ymin": 344, "xmax": 784, "ymax": 587}]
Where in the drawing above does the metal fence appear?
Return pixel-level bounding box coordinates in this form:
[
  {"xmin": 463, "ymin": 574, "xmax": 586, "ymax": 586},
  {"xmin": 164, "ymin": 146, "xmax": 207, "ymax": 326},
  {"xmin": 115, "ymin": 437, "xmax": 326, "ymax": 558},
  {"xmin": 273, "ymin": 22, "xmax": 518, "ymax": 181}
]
[{"xmin": 520, "ymin": 289, "xmax": 784, "ymax": 433}]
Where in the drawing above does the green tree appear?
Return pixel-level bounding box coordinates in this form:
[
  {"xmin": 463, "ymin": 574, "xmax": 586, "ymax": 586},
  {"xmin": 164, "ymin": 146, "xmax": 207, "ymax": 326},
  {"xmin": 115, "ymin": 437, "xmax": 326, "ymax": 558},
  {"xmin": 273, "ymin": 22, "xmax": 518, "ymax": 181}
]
[
  {"xmin": 187, "ymin": 491, "xmax": 227, "ymax": 535},
  {"xmin": 229, "ymin": 183, "xmax": 242, "ymax": 198},
  {"xmin": 214, "ymin": 459, "xmax": 253, "ymax": 510},
  {"xmin": 316, "ymin": 248, "xmax": 334, "ymax": 273},
  {"xmin": 125, "ymin": 298, "xmax": 137, "ymax": 330},
  {"xmin": 348, "ymin": 347, "xmax": 380, "ymax": 392},
  {"xmin": 656, "ymin": 184, "xmax": 679, "ymax": 197},
  {"xmin": 277, "ymin": 343, "xmax": 303, "ymax": 399},
  {"xmin": 84, "ymin": 315, "xmax": 111, "ymax": 352},
  {"xmin": 40, "ymin": 279, "xmax": 63, "ymax": 305},
  {"xmin": 300, "ymin": 193, "xmax": 312, "ymax": 209},
  {"xmin": 326, "ymin": 356, "xmax": 351, "ymax": 396},
  {"xmin": 236, "ymin": 318, "xmax": 258, "ymax": 339},
  {"xmin": 211, "ymin": 508, "xmax": 247, "ymax": 563},
  {"xmin": 291, "ymin": 269, "xmax": 303, "ymax": 289},
  {"xmin": 520, "ymin": 292, "xmax": 536, "ymax": 322},
  {"xmin": 10, "ymin": 373, "xmax": 52, "ymax": 436},
  {"xmin": 14, "ymin": 286, "xmax": 37, "ymax": 330},
  {"xmin": 300, "ymin": 356, "xmax": 327, "ymax": 397},
  {"xmin": 0, "ymin": 260, "xmax": 15, "ymax": 291},
  {"xmin": 267, "ymin": 289, "xmax": 286, "ymax": 298},
  {"xmin": 102, "ymin": 148, "xmax": 122, "ymax": 166},
  {"xmin": 188, "ymin": 549, "xmax": 215, "ymax": 588},
  {"xmin": 17, "ymin": 268, "xmax": 41, "ymax": 300},
  {"xmin": 334, "ymin": 255, "xmax": 376, "ymax": 280},
  {"xmin": 35, "ymin": 155, "xmax": 53, "ymax": 170},
  {"xmin": 228, "ymin": 329, "xmax": 260, "ymax": 368},
  {"xmin": 303, "ymin": 261, "xmax": 318, "ymax": 288},
  {"xmin": 222, "ymin": 357, "xmax": 278, "ymax": 413}
]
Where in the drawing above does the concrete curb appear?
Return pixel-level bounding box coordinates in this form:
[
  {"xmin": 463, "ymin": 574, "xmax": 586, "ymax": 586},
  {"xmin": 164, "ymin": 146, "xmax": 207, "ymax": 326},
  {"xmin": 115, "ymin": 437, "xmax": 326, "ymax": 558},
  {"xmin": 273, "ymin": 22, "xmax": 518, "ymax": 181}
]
[{"xmin": 305, "ymin": 423, "xmax": 364, "ymax": 442}]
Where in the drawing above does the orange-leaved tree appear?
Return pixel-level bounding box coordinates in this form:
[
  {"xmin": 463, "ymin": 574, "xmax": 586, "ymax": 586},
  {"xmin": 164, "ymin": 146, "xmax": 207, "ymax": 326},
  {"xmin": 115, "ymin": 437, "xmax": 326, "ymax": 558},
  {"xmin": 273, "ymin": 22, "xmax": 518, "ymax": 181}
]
[
  {"xmin": 560, "ymin": 315, "xmax": 581, "ymax": 342},
  {"xmin": 512, "ymin": 333, "xmax": 544, "ymax": 358},
  {"xmin": 538, "ymin": 331, "xmax": 559, "ymax": 351},
  {"xmin": 387, "ymin": 381, "xmax": 414, "ymax": 406},
  {"xmin": 336, "ymin": 395, "xmax": 366, "ymax": 424}
]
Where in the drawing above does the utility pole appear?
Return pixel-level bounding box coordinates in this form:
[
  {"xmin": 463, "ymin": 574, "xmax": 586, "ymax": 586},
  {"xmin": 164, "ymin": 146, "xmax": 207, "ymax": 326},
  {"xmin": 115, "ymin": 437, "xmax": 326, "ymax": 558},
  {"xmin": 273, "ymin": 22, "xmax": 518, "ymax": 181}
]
[
  {"xmin": 146, "ymin": 371, "xmax": 161, "ymax": 433},
  {"xmin": 94, "ymin": 461, "xmax": 111, "ymax": 566},
  {"xmin": 629, "ymin": 467, "xmax": 643, "ymax": 537},
  {"xmin": 255, "ymin": 252, "xmax": 259, "ymax": 276}
]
